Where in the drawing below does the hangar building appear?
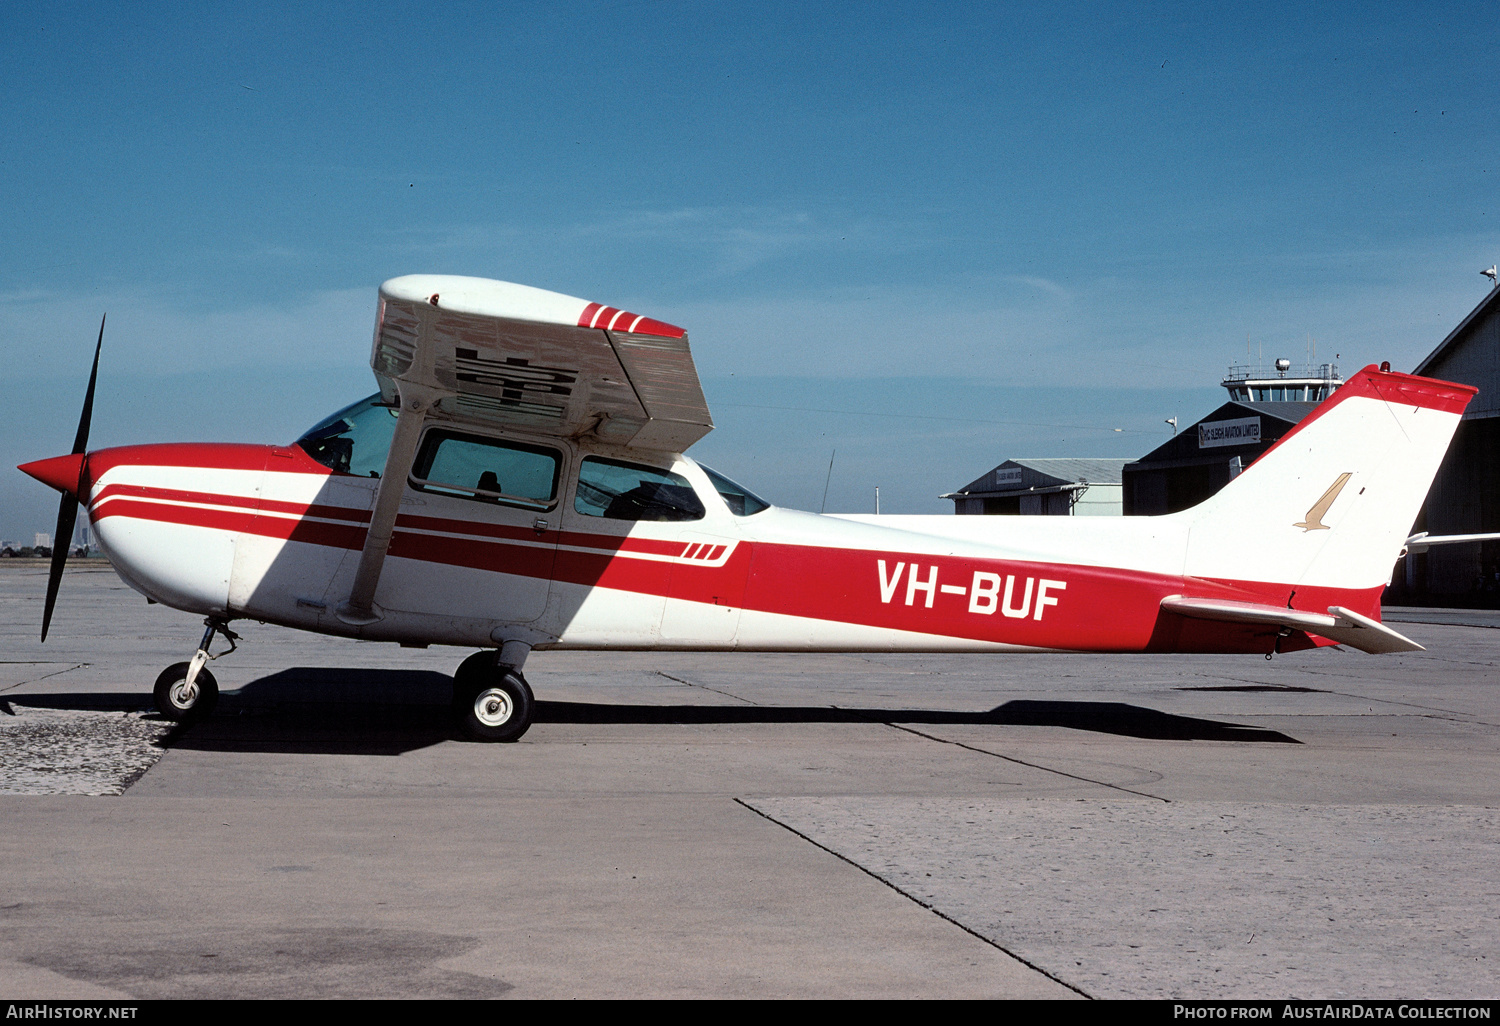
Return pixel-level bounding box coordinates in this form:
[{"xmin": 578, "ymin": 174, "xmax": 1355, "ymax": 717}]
[
  {"xmin": 1122, "ymin": 401, "xmax": 1316, "ymax": 515},
  {"xmin": 1385, "ymin": 284, "xmax": 1500, "ymax": 606},
  {"xmin": 943, "ymin": 459, "xmax": 1127, "ymax": 516}
]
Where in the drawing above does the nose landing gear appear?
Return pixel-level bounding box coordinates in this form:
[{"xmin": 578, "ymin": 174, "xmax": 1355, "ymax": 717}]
[{"xmin": 153, "ymin": 618, "xmax": 238, "ymax": 721}]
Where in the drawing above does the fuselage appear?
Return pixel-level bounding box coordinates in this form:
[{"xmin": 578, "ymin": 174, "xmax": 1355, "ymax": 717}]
[{"xmin": 68, "ymin": 425, "xmax": 1360, "ymax": 658}]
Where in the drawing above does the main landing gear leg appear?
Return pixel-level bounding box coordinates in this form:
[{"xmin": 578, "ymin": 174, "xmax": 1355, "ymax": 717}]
[
  {"xmin": 452, "ymin": 642, "xmax": 534, "ymax": 743},
  {"xmin": 153, "ymin": 617, "xmax": 239, "ymax": 721}
]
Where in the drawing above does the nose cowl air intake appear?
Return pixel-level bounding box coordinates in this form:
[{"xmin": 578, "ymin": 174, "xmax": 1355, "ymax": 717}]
[{"xmin": 19, "ymin": 453, "xmax": 87, "ymax": 497}]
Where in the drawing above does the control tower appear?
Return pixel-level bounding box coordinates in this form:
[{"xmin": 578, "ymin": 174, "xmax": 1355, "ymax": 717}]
[{"xmin": 1220, "ymin": 358, "xmax": 1342, "ymax": 403}]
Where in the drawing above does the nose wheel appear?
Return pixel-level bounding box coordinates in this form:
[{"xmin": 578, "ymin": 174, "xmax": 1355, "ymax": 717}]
[
  {"xmin": 452, "ymin": 651, "xmax": 534, "ymax": 742},
  {"xmin": 153, "ymin": 617, "xmax": 237, "ymax": 722},
  {"xmin": 153, "ymin": 662, "xmax": 219, "ymax": 721}
]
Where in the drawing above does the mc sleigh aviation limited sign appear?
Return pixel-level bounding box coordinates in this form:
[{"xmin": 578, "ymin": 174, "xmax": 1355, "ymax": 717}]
[{"xmin": 1199, "ymin": 416, "xmax": 1261, "ymax": 448}]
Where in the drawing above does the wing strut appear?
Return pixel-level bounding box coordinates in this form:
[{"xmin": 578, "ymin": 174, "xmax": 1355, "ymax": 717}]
[{"xmin": 338, "ymin": 385, "xmax": 440, "ymax": 624}]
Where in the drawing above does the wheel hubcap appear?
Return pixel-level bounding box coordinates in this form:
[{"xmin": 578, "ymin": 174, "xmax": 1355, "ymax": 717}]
[
  {"xmin": 474, "ymin": 688, "xmax": 513, "ymax": 727},
  {"xmin": 169, "ymin": 680, "xmax": 198, "ymax": 710}
]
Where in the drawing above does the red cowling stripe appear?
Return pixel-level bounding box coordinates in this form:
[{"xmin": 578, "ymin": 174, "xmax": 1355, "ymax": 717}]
[{"xmin": 91, "ymin": 481, "xmax": 688, "ymax": 557}]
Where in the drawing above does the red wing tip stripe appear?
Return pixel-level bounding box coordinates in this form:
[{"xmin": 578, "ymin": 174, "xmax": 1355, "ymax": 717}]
[
  {"xmin": 577, "ymin": 305, "xmax": 686, "ymax": 339},
  {"xmin": 625, "ymin": 316, "xmax": 684, "ymax": 339}
]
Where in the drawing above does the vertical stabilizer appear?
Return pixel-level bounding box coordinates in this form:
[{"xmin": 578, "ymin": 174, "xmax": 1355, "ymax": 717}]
[{"xmin": 1180, "ymin": 367, "xmax": 1474, "ymax": 609}]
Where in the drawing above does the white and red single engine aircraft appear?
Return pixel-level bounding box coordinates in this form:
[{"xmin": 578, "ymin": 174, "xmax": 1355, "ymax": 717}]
[{"xmin": 19, "ymin": 275, "xmax": 1478, "ymax": 741}]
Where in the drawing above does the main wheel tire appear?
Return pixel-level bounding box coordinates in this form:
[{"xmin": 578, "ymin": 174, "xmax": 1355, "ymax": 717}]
[
  {"xmin": 452, "ymin": 660, "xmax": 533, "ymax": 743},
  {"xmin": 153, "ymin": 662, "xmax": 219, "ymax": 722},
  {"xmin": 453, "ymin": 650, "xmax": 499, "ymax": 689},
  {"xmin": 454, "ymin": 652, "xmax": 534, "ymax": 705}
]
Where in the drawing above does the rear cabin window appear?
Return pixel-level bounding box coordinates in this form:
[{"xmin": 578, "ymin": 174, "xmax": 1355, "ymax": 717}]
[
  {"xmin": 411, "ymin": 430, "xmax": 561, "ymax": 510},
  {"xmin": 699, "ymin": 464, "xmax": 771, "ymax": 516},
  {"xmin": 574, "ymin": 457, "xmax": 705, "ymax": 522}
]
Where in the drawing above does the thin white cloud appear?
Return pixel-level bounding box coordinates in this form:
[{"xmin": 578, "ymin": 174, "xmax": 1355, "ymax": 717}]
[
  {"xmin": 0, "ymin": 287, "xmax": 373, "ymax": 380},
  {"xmin": 1006, "ymin": 275, "xmax": 1072, "ymax": 301},
  {"xmin": 390, "ymin": 204, "xmax": 937, "ymax": 281},
  {"xmin": 661, "ymin": 270, "xmax": 1482, "ymax": 387}
]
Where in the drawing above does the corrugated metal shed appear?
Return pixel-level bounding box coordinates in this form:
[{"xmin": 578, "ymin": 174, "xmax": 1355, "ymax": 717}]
[{"xmin": 944, "ymin": 458, "xmax": 1128, "ymax": 516}]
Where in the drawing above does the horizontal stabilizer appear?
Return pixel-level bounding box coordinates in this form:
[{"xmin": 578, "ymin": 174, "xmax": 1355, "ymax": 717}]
[
  {"xmin": 1403, "ymin": 531, "xmax": 1500, "ymax": 555},
  {"xmin": 1160, "ymin": 596, "xmax": 1423, "ymax": 655}
]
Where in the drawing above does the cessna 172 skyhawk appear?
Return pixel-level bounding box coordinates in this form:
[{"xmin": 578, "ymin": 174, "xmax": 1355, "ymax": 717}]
[{"xmin": 19, "ymin": 275, "xmax": 1478, "ymax": 742}]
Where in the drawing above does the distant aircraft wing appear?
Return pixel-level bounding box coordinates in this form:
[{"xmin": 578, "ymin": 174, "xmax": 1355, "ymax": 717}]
[
  {"xmin": 1160, "ymin": 596, "xmax": 1424, "ymax": 654},
  {"xmin": 372, "ymin": 274, "xmax": 712, "ymax": 452}
]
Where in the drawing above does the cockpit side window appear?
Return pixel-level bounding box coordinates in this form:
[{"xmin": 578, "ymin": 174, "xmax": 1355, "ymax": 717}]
[
  {"xmin": 411, "ymin": 430, "xmax": 561, "ymax": 510},
  {"xmin": 575, "ymin": 457, "xmax": 705, "ymax": 522},
  {"xmin": 295, "ymin": 394, "xmax": 399, "ymax": 477}
]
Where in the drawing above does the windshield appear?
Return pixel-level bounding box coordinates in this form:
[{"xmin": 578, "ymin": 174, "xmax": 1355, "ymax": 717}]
[
  {"xmin": 295, "ymin": 393, "xmax": 398, "ymax": 477},
  {"xmin": 699, "ymin": 464, "xmax": 771, "ymax": 516}
]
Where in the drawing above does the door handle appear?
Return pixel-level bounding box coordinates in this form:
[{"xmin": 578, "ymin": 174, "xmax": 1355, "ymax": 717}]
[{"xmin": 533, "ymin": 517, "xmax": 549, "ymax": 535}]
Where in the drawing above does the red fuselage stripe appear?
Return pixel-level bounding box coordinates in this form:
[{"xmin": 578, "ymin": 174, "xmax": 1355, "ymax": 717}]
[{"xmin": 90, "ymin": 484, "xmax": 1376, "ymax": 651}]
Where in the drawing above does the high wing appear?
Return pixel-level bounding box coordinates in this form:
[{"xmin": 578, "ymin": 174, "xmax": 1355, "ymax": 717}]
[
  {"xmin": 341, "ymin": 275, "xmax": 712, "ymax": 623},
  {"xmin": 373, "ymin": 274, "xmax": 712, "ymax": 452},
  {"xmin": 1160, "ymin": 596, "xmax": 1424, "ymax": 654}
]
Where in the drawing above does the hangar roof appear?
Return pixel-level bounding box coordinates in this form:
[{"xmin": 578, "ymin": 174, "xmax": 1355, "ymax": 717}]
[
  {"xmin": 948, "ymin": 458, "xmax": 1128, "ymax": 499},
  {"xmin": 1128, "ymin": 401, "xmax": 1315, "ymax": 468},
  {"xmin": 1413, "ymin": 285, "xmax": 1500, "ymax": 420}
]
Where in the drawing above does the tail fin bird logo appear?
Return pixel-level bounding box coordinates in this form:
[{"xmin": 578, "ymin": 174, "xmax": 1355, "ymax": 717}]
[{"xmin": 1294, "ymin": 472, "xmax": 1353, "ymax": 532}]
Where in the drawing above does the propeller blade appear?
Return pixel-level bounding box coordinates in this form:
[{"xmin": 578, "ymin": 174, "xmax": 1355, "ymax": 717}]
[
  {"xmin": 73, "ymin": 314, "xmax": 104, "ymax": 455},
  {"xmin": 40, "ymin": 495, "xmax": 77, "ymax": 643},
  {"xmin": 40, "ymin": 315, "xmax": 105, "ymax": 643}
]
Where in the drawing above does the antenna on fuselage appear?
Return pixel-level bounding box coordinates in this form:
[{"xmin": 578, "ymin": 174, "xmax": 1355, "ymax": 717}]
[{"xmin": 819, "ymin": 449, "xmax": 836, "ymax": 514}]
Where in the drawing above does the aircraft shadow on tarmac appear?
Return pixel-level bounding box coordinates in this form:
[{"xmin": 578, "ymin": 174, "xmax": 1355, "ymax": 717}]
[{"xmin": 3, "ymin": 666, "xmax": 1300, "ymax": 756}]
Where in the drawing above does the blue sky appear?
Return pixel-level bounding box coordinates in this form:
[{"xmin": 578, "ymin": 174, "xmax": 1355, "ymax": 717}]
[{"xmin": 3, "ymin": 2, "xmax": 1497, "ymax": 539}]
